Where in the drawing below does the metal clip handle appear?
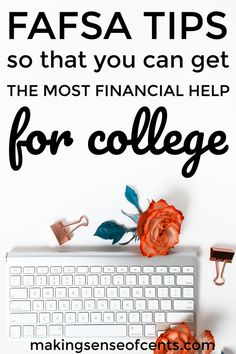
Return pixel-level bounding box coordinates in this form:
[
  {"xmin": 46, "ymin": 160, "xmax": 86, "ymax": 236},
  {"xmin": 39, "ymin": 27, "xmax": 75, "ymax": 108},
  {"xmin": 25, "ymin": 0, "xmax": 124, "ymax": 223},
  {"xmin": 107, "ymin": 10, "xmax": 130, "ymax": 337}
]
[
  {"xmin": 213, "ymin": 260, "xmax": 227, "ymax": 286},
  {"xmin": 63, "ymin": 215, "xmax": 89, "ymax": 236}
]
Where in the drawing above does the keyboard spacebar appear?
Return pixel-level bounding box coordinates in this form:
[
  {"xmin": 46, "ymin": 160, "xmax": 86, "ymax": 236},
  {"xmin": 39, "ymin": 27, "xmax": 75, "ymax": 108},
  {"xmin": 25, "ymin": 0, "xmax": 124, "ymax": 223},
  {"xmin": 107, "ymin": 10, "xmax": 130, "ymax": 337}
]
[{"xmin": 66, "ymin": 325, "xmax": 127, "ymax": 337}]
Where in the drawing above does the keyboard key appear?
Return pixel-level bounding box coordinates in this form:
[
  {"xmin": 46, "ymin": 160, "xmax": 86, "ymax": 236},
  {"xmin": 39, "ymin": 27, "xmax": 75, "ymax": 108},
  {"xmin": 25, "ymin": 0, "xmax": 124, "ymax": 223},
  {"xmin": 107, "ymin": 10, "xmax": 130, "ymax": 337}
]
[
  {"xmin": 58, "ymin": 300, "xmax": 70, "ymax": 311},
  {"xmin": 183, "ymin": 288, "xmax": 194, "ymax": 298},
  {"xmin": 141, "ymin": 312, "xmax": 153, "ymax": 323},
  {"xmin": 66, "ymin": 324, "xmax": 126, "ymax": 337},
  {"xmin": 97, "ymin": 300, "xmax": 108, "ymax": 310},
  {"xmin": 143, "ymin": 266, "xmax": 154, "ymax": 273},
  {"xmin": 164, "ymin": 275, "xmax": 175, "ymax": 285},
  {"xmin": 10, "ymin": 288, "xmax": 27, "ymax": 299},
  {"xmin": 90, "ymin": 266, "xmax": 102, "ymax": 273},
  {"xmin": 160, "ymin": 300, "xmax": 172, "ymax": 310},
  {"xmin": 167, "ymin": 312, "xmax": 194, "ymax": 323},
  {"xmin": 10, "ymin": 313, "xmax": 37, "ymax": 325},
  {"xmin": 138, "ymin": 275, "xmax": 149, "ymax": 285},
  {"xmin": 123, "ymin": 300, "xmax": 134, "ymax": 310},
  {"xmin": 77, "ymin": 266, "xmax": 88, "ymax": 273},
  {"xmin": 183, "ymin": 267, "xmax": 194, "ymax": 273},
  {"xmin": 174, "ymin": 300, "xmax": 194, "ymax": 310},
  {"xmin": 29, "ymin": 288, "xmax": 41, "ymax": 299},
  {"xmin": 23, "ymin": 276, "xmax": 34, "ymax": 286},
  {"xmin": 10, "ymin": 301, "xmax": 31, "ymax": 311},
  {"xmin": 10, "ymin": 326, "xmax": 21, "ymax": 338},
  {"xmin": 32, "ymin": 300, "xmax": 44, "ymax": 311},
  {"xmin": 42, "ymin": 288, "xmax": 54, "ymax": 299},
  {"xmin": 94, "ymin": 287, "xmax": 105, "ymax": 298},
  {"xmin": 130, "ymin": 266, "xmax": 141, "ymax": 273},
  {"xmin": 116, "ymin": 266, "xmax": 128, "ymax": 273},
  {"xmin": 104, "ymin": 266, "xmax": 115, "ymax": 273},
  {"xmin": 45, "ymin": 301, "xmax": 57, "ymax": 311},
  {"xmin": 82, "ymin": 288, "xmax": 92, "ymax": 298},
  {"xmin": 52, "ymin": 313, "xmax": 63, "ymax": 323},
  {"xmin": 84, "ymin": 300, "xmax": 95, "ymax": 310},
  {"xmin": 100, "ymin": 275, "xmax": 111, "ymax": 286},
  {"xmin": 135, "ymin": 300, "xmax": 146, "ymax": 310},
  {"xmin": 23, "ymin": 326, "xmax": 34, "ymax": 338},
  {"xmin": 78, "ymin": 312, "xmax": 89, "ymax": 323},
  {"xmin": 132, "ymin": 287, "xmax": 143, "ymax": 298},
  {"xmin": 23, "ymin": 267, "xmax": 35, "ymax": 274},
  {"xmin": 170, "ymin": 288, "xmax": 181, "ymax": 298},
  {"xmin": 119, "ymin": 287, "xmax": 130, "ymax": 298},
  {"xmin": 129, "ymin": 325, "xmax": 142, "ymax": 337},
  {"xmin": 37, "ymin": 267, "xmax": 49, "ymax": 274},
  {"xmin": 50, "ymin": 267, "xmax": 62, "ymax": 274},
  {"xmin": 145, "ymin": 325, "xmax": 156, "ymax": 337},
  {"xmin": 36, "ymin": 275, "xmax": 47, "ymax": 286},
  {"xmin": 113, "ymin": 275, "xmax": 124, "ymax": 286},
  {"xmin": 116, "ymin": 312, "xmax": 127, "ymax": 323},
  {"xmin": 10, "ymin": 267, "xmax": 21, "ymax": 274},
  {"xmin": 110, "ymin": 300, "xmax": 121, "ymax": 311},
  {"xmin": 68, "ymin": 287, "xmax": 79, "ymax": 298},
  {"xmin": 55, "ymin": 288, "xmax": 67, "ymax": 298},
  {"xmin": 156, "ymin": 267, "xmax": 167, "ymax": 273},
  {"xmin": 147, "ymin": 300, "xmax": 159, "ymax": 310},
  {"xmin": 71, "ymin": 300, "xmax": 82, "ymax": 311},
  {"xmin": 36, "ymin": 325, "xmax": 47, "ymax": 338},
  {"xmin": 145, "ymin": 288, "xmax": 156, "ymax": 298},
  {"xmin": 129, "ymin": 312, "xmax": 140, "ymax": 323},
  {"xmin": 39, "ymin": 313, "xmax": 50, "ymax": 324},
  {"xmin": 169, "ymin": 267, "xmax": 180, "ymax": 273},
  {"xmin": 10, "ymin": 276, "xmax": 21, "ymax": 287},
  {"xmin": 75, "ymin": 275, "xmax": 86, "ymax": 286},
  {"xmin": 154, "ymin": 313, "xmax": 165, "ymax": 322},
  {"xmin": 49, "ymin": 275, "xmax": 60, "ymax": 286},
  {"xmin": 158, "ymin": 288, "xmax": 168, "ymax": 297},
  {"xmin": 64, "ymin": 266, "xmax": 75, "ymax": 273},
  {"xmin": 88, "ymin": 275, "xmax": 99, "ymax": 286},
  {"xmin": 126, "ymin": 275, "xmax": 137, "ymax": 285},
  {"xmin": 106, "ymin": 287, "xmax": 118, "ymax": 298},
  {"xmin": 177, "ymin": 275, "xmax": 194, "ymax": 286},
  {"xmin": 62, "ymin": 275, "xmax": 73, "ymax": 286},
  {"xmin": 49, "ymin": 325, "xmax": 63, "ymax": 337},
  {"xmin": 103, "ymin": 312, "xmax": 114, "ymax": 323},
  {"xmin": 151, "ymin": 275, "xmax": 162, "ymax": 285},
  {"xmin": 65, "ymin": 312, "xmax": 76, "ymax": 323},
  {"xmin": 91, "ymin": 312, "xmax": 102, "ymax": 323}
]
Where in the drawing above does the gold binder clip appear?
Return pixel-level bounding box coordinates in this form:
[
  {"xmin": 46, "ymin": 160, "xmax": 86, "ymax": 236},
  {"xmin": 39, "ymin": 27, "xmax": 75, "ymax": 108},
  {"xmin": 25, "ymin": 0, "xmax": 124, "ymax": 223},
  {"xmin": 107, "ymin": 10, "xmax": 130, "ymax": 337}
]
[
  {"xmin": 210, "ymin": 247, "xmax": 234, "ymax": 286},
  {"xmin": 50, "ymin": 215, "xmax": 89, "ymax": 245}
]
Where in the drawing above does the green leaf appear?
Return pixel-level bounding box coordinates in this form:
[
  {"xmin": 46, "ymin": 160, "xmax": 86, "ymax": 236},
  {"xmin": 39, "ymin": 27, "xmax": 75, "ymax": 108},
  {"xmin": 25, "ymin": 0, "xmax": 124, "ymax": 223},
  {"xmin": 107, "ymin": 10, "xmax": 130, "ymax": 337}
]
[
  {"xmin": 94, "ymin": 221, "xmax": 127, "ymax": 244},
  {"xmin": 125, "ymin": 185, "xmax": 141, "ymax": 213}
]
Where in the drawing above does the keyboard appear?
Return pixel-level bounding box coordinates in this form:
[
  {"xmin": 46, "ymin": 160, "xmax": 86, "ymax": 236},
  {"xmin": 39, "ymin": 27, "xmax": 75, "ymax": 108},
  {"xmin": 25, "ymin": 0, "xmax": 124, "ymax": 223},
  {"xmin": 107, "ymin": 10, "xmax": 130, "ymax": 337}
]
[{"xmin": 7, "ymin": 251, "xmax": 197, "ymax": 339}]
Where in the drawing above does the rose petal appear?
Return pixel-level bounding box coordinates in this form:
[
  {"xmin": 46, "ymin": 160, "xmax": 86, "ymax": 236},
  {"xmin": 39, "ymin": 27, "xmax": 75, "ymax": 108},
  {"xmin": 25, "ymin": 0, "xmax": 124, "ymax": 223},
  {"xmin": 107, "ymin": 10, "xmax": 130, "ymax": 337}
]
[
  {"xmin": 140, "ymin": 239, "xmax": 158, "ymax": 257},
  {"xmin": 154, "ymin": 199, "xmax": 169, "ymax": 210},
  {"xmin": 199, "ymin": 330, "xmax": 215, "ymax": 354}
]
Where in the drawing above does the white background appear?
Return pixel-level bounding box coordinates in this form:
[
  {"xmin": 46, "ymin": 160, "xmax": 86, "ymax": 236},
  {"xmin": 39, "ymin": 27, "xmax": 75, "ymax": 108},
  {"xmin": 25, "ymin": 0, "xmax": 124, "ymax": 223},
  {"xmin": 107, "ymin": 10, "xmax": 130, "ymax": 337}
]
[{"xmin": 0, "ymin": 0, "xmax": 235, "ymax": 353}]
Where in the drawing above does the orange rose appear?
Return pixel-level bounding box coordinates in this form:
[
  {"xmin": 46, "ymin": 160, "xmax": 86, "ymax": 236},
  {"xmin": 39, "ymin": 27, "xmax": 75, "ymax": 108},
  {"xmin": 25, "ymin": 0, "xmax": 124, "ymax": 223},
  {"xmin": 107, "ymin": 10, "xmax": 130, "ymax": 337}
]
[
  {"xmin": 154, "ymin": 323, "xmax": 215, "ymax": 354},
  {"xmin": 137, "ymin": 199, "xmax": 184, "ymax": 257}
]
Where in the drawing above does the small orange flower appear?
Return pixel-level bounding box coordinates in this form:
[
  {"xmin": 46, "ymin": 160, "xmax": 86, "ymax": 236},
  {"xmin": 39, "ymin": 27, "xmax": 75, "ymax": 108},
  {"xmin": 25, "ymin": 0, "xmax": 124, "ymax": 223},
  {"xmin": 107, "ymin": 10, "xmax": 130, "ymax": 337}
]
[{"xmin": 137, "ymin": 199, "xmax": 184, "ymax": 257}]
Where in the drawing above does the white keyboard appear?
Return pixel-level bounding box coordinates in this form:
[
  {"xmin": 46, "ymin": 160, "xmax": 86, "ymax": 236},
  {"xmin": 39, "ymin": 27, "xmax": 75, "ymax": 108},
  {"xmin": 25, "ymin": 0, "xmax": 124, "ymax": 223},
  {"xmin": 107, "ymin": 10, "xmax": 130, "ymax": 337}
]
[{"xmin": 7, "ymin": 251, "xmax": 197, "ymax": 339}]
